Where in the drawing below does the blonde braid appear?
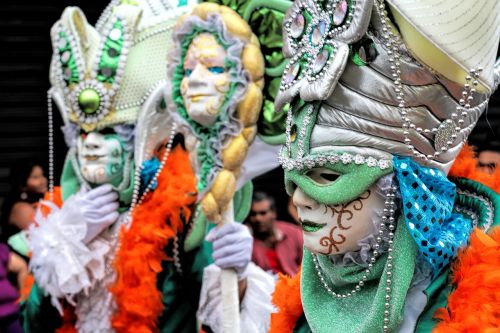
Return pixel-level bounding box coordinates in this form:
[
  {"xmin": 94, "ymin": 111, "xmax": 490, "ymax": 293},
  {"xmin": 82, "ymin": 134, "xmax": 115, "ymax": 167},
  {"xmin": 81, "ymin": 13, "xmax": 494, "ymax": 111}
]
[{"xmin": 188, "ymin": 3, "xmax": 265, "ymax": 223}]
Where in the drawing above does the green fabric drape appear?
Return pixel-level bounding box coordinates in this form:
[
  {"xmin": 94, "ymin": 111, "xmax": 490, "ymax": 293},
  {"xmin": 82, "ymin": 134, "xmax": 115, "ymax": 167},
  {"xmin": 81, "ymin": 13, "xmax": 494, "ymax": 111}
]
[{"xmin": 301, "ymin": 216, "xmax": 417, "ymax": 333}]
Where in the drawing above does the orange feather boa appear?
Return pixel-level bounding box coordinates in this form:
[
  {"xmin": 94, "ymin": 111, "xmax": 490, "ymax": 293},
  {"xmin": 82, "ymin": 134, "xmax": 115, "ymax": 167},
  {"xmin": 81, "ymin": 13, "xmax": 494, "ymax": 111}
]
[
  {"xmin": 433, "ymin": 146, "xmax": 500, "ymax": 332},
  {"xmin": 433, "ymin": 227, "xmax": 500, "ymax": 332},
  {"xmin": 53, "ymin": 147, "xmax": 195, "ymax": 332},
  {"xmin": 110, "ymin": 145, "xmax": 197, "ymax": 332},
  {"xmin": 269, "ymin": 270, "xmax": 303, "ymax": 333},
  {"xmin": 270, "ymin": 144, "xmax": 500, "ymax": 332}
]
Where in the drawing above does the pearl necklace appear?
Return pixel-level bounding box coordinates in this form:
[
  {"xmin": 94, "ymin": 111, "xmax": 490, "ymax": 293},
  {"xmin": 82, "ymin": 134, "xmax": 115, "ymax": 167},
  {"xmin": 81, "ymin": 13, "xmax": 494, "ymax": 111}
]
[
  {"xmin": 172, "ymin": 205, "xmax": 202, "ymax": 275},
  {"xmin": 127, "ymin": 122, "xmax": 178, "ymax": 222},
  {"xmin": 47, "ymin": 90, "xmax": 55, "ymax": 202}
]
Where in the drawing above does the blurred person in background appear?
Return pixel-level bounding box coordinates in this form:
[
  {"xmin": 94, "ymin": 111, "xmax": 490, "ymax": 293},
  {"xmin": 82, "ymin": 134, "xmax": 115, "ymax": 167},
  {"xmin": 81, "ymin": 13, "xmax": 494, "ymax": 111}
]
[
  {"xmin": 248, "ymin": 191, "xmax": 303, "ymax": 276},
  {"xmin": 478, "ymin": 149, "xmax": 500, "ymax": 174},
  {"xmin": 0, "ymin": 241, "xmax": 28, "ymax": 333},
  {"xmin": 0, "ymin": 160, "xmax": 47, "ymax": 258},
  {"xmin": 468, "ymin": 106, "xmax": 500, "ymax": 175}
]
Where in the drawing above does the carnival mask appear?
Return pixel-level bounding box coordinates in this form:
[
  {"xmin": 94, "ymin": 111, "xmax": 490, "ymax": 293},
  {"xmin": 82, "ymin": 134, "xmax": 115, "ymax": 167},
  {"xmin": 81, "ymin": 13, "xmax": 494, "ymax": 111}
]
[
  {"xmin": 77, "ymin": 131, "xmax": 125, "ymax": 186},
  {"xmin": 292, "ymin": 168, "xmax": 385, "ymax": 255},
  {"xmin": 167, "ymin": 5, "xmax": 266, "ymax": 224},
  {"xmin": 180, "ymin": 33, "xmax": 230, "ymax": 127}
]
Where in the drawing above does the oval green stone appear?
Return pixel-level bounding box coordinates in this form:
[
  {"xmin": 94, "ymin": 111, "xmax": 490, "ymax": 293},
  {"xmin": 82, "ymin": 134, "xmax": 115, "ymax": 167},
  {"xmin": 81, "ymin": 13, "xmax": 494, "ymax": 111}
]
[{"xmin": 78, "ymin": 88, "xmax": 101, "ymax": 114}]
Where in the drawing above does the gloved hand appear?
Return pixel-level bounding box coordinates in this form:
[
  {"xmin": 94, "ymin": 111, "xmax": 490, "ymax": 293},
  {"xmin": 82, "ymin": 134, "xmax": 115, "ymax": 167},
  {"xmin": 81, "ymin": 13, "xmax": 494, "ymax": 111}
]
[
  {"xmin": 61, "ymin": 184, "xmax": 120, "ymax": 244},
  {"xmin": 206, "ymin": 222, "xmax": 253, "ymax": 280}
]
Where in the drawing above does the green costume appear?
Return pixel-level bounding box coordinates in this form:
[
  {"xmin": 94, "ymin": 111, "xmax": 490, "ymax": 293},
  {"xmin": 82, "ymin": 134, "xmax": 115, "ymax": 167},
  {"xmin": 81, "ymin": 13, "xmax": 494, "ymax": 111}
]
[
  {"xmin": 270, "ymin": 0, "xmax": 500, "ymax": 331},
  {"xmin": 197, "ymin": 0, "xmax": 500, "ymax": 332}
]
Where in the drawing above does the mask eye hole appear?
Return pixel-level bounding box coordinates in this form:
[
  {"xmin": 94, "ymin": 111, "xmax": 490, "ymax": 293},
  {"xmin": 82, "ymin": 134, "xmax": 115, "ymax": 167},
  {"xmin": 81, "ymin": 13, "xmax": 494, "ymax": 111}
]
[
  {"xmin": 320, "ymin": 173, "xmax": 339, "ymax": 182},
  {"xmin": 306, "ymin": 168, "xmax": 340, "ymax": 185},
  {"xmin": 99, "ymin": 127, "xmax": 116, "ymax": 135}
]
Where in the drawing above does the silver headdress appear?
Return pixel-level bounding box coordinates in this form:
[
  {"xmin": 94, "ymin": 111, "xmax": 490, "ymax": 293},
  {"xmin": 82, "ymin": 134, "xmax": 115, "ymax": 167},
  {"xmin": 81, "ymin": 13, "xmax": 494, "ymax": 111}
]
[{"xmin": 277, "ymin": 0, "xmax": 500, "ymax": 173}]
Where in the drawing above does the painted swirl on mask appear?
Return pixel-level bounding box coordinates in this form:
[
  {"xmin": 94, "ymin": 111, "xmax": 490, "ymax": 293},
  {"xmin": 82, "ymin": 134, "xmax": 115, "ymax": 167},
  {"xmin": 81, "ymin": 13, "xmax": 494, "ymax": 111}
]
[
  {"xmin": 324, "ymin": 190, "xmax": 371, "ymax": 230},
  {"xmin": 319, "ymin": 226, "xmax": 347, "ymax": 254},
  {"xmin": 318, "ymin": 190, "xmax": 371, "ymax": 254}
]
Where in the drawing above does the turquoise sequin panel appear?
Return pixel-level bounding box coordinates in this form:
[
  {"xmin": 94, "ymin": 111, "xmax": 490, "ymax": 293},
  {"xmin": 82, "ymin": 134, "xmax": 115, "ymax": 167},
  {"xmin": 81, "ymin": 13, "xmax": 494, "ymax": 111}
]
[
  {"xmin": 140, "ymin": 157, "xmax": 161, "ymax": 194},
  {"xmin": 393, "ymin": 156, "xmax": 472, "ymax": 274}
]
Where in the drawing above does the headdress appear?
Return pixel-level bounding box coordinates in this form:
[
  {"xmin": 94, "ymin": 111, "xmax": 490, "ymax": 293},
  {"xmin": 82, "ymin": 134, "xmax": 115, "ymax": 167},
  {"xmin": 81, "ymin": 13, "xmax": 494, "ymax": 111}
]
[
  {"xmin": 277, "ymin": 0, "xmax": 500, "ymax": 174},
  {"xmin": 47, "ymin": 0, "xmax": 194, "ymax": 200}
]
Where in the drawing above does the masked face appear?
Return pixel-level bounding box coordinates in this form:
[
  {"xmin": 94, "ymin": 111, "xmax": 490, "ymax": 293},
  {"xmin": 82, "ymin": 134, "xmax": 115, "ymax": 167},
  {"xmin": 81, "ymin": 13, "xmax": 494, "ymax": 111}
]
[
  {"xmin": 180, "ymin": 33, "xmax": 230, "ymax": 127},
  {"xmin": 77, "ymin": 131, "xmax": 125, "ymax": 185},
  {"xmin": 292, "ymin": 167, "xmax": 385, "ymax": 255}
]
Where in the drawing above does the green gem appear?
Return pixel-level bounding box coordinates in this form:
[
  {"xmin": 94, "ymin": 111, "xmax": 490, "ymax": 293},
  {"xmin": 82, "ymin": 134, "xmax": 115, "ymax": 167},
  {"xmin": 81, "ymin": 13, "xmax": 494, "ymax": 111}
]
[{"xmin": 78, "ymin": 88, "xmax": 101, "ymax": 114}]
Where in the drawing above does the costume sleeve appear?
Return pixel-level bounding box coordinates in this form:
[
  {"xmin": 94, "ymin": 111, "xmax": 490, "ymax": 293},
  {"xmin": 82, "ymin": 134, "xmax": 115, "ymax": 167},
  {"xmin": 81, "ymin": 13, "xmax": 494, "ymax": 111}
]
[
  {"xmin": 197, "ymin": 263, "xmax": 276, "ymax": 333},
  {"xmin": 28, "ymin": 201, "xmax": 112, "ymax": 313}
]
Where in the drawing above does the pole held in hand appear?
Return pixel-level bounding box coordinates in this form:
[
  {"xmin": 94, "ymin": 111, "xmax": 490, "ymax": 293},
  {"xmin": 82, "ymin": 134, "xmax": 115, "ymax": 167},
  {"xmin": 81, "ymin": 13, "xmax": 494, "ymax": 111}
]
[{"xmin": 219, "ymin": 201, "xmax": 240, "ymax": 333}]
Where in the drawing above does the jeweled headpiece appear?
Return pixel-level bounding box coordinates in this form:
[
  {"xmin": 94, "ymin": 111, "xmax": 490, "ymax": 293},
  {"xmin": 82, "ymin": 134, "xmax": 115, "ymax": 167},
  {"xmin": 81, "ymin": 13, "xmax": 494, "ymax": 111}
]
[
  {"xmin": 277, "ymin": 0, "xmax": 500, "ymax": 174},
  {"xmin": 47, "ymin": 0, "xmax": 194, "ymax": 199},
  {"xmin": 49, "ymin": 1, "xmax": 194, "ymax": 133},
  {"xmin": 277, "ymin": 0, "xmax": 500, "ymax": 277}
]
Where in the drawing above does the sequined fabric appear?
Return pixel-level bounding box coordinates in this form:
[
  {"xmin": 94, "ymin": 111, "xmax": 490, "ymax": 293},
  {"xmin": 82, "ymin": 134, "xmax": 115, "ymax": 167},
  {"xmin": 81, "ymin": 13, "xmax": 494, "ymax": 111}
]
[{"xmin": 393, "ymin": 156, "xmax": 473, "ymax": 274}]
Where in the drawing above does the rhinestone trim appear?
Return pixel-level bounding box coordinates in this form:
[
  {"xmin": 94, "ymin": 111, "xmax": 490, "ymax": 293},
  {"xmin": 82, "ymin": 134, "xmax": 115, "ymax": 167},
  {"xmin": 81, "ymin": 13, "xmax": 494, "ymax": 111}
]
[
  {"xmin": 454, "ymin": 206, "xmax": 478, "ymax": 228},
  {"xmin": 279, "ymin": 150, "xmax": 392, "ymax": 171}
]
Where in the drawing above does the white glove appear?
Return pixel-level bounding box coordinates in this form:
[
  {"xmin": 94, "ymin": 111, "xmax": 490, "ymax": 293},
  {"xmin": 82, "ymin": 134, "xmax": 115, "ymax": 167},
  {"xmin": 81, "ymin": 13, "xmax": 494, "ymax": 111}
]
[
  {"xmin": 206, "ymin": 222, "xmax": 253, "ymax": 280},
  {"xmin": 62, "ymin": 184, "xmax": 119, "ymax": 244}
]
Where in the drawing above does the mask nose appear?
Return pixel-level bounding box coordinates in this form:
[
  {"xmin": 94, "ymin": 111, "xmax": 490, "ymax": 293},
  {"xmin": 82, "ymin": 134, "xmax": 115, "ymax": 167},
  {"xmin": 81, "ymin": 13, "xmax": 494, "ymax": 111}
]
[
  {"xmin": 187, "ymin": 63, "xmax": 206, "ymax": 87},
  {"xmin": 292, "ymin": 187, "xmax": 319, "ymax": 211},
  {"xmin": 83, "ymin": 132, "xmax": 103, "ymax": 150}
]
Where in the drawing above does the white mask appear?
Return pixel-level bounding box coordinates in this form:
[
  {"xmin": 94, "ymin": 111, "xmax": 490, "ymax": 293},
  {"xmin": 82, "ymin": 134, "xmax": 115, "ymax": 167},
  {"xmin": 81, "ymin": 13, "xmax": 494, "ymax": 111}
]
[
  {"xmin": 180, "ymin": 33, "xmax": 230, "ymax": 127},
  {"xmin": 292, "ymin": 177, "xmax": 385, "ymax": 255},
  {"xmin": 77, "ymin": 131, "xmax": 124, "ymax": 185}
]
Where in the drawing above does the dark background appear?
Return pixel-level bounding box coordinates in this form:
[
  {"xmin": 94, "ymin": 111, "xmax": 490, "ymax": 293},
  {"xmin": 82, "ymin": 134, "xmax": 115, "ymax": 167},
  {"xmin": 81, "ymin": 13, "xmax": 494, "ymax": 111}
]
[{"xmin": 0, "ymin": 1, "xmax": 498, "ymax": 223}]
